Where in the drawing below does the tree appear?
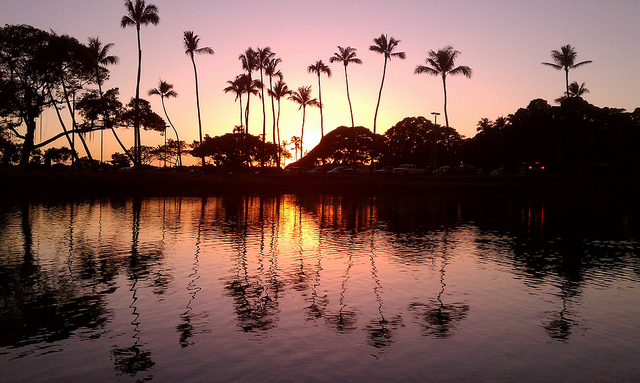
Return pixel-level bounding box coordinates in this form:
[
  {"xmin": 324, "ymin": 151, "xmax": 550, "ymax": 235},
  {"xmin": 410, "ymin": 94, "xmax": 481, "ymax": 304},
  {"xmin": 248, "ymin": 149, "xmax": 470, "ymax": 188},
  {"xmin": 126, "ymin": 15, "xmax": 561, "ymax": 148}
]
[
  {"xmin": 369, "ymin": 34, "xmax": 406, "ymax": 134},
  {"xmin": 224, "ymin": 75, "xmax": 246, "ymax": 130},
  {"xmin": 0, "ymin": 25, "xmax": 98, "ymax": 165},
  {"xmin": 542, "ymin": 44, "xmax": 592, "ymax": 98},
  {"xmin": 268, "ymin": 79, "xmax": 292, "ymax": 167},
  {"xmin": 265, "ymin": 57, "xmax": 283, "ymax": 147},
  {"xmin": 148, "ymin": 80, "xmax": 181, "ymax": 166},
  {"xmin": 297, "ymin": 126, "xmax": 384, "ymax": 168},
  {"xmin": 289, "ymin": 86, "xmax": 319, "ymax": 160},
  {"xmin": 238, "ymin": 48, "xmax": 259, "ymax": 134},
  {"xmin": 555, "ymin": 81, "xmax": 589, "ymax": 103},
  {"xmin": 121, "ymin": 0, "xmax": 160, "ymax": 167},
  {"xmin": 183, "ymin": 31, "xmax": 214, "ymax": 168},
  {"xmin": 120, "ymin": 97, "xmax": 166, "ymax": 136},
  {"xmin": 415, "ymin": 46, "xmax": 472, "ymax": 130},
  {"xmin": 256, "ymin": 47, "xmax": 274, "ymax": 144},
  {"xmin": 87, "ymin": 37, "xmax": 130, "ymax": 162},
  {"xmin": 307, "ymin": 60, "xmax": 332, "ymax": 137},
  {"xmin": 330, "ymin": 46, "xmax": 362, "ymax": 128}
]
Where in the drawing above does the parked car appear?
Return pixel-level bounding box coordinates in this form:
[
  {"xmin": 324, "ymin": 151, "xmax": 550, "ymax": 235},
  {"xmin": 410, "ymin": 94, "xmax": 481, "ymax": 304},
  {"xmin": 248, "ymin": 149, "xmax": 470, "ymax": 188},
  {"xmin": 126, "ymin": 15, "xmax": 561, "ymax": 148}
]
[
  {"xmin": 328, "ymin": 166, "xmax": 353, "ymax": 175},
  {"xmin": 352, "ymin": 163, "xmax": 370, "ymax": 175},
  {"xmin": 433, "ymin": 166, "xmax": 458, "ymax": 175},
  {"xmin": 393, "ymin": 164, "xmax": 421, "ymax": 175},
  {"xmin": 375, "ymin": 165, "xmax": 394, "ymax": 175},
  {"xmin": 310, "ymin": 166, "xmax": 327, "ymax": 174}
]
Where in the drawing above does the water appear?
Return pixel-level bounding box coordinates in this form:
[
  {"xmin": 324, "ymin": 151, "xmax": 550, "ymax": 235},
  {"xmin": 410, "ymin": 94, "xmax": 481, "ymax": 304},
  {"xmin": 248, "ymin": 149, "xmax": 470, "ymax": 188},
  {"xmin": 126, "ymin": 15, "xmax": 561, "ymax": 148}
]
[{"xmin": 1, "ymin": 193, "xmax": 639, "ymax": 382}]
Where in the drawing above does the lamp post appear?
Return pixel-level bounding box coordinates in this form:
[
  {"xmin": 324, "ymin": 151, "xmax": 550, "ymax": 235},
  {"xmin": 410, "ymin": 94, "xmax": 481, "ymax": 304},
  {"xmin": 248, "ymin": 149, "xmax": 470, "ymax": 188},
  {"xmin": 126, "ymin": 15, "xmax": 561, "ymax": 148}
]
[{"xmin": 430, "ymin": 112, "xmax": 441, "ymax": 169}]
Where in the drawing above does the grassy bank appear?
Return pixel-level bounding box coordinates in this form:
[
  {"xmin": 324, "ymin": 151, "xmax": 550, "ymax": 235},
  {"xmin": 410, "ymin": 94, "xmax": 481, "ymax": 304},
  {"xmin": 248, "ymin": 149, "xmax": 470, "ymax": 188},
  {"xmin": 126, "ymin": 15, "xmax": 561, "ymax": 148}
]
[{"xmin": 1, "ymin": 167, "xmax": 638, "ymax": 202}]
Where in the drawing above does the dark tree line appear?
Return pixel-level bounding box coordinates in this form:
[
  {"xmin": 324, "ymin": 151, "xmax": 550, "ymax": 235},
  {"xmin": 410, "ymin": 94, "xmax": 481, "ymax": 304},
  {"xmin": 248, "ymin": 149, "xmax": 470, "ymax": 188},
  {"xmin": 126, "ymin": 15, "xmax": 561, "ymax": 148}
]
[{"xmin": 462, "ymin": 97, "xmax": 640, "ymax": 174}]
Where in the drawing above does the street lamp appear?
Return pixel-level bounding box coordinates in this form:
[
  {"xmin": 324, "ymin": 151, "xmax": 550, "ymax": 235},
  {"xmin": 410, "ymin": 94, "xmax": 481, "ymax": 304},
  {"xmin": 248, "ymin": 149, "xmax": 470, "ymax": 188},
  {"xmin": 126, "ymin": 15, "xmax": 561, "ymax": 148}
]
[{"xmin": 431, "ymin": 112, "xmax": 440, "ymax": 125}]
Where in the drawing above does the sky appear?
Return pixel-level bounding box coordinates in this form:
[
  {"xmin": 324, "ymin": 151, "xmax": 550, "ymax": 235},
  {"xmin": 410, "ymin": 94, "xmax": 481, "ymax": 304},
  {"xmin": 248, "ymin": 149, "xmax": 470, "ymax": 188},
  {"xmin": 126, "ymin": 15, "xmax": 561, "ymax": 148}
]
[{"xmin": 2, "ymin": 0, "xmax": 639, "ymax": 165}]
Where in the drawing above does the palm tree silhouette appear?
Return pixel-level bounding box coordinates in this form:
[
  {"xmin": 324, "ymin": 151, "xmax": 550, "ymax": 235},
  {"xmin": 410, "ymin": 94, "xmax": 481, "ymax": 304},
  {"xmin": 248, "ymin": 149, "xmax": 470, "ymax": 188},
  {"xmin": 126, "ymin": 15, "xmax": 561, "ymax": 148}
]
[
  {"xmin": 265, "ymin": 57, "xmax": 283, "ymax": 146},
  {"xmin": 256, "ymin": 47, "xmax": 274, "ymax": 144},
  {"xmin": 330, "ymin": 46, "xmax": 362, "ymax": 128},
  {"xmin": 183, "ymin": 31, "xmax": 214, "ymax": 168},
  {"xmin": 239, "ymin": 48, "xmax": 259, "ymax": 134},
  {"xmin": 148, "ymin": 80, "xmax": 181, "ymax": 166},
  {"xmin": 307, "ymin": 60, "xmax": 332, "ymax": 137},
  {"xmin": 121, "ymin": 0, "xmax": 160, "ymax": 167},
  {"xmin": 224, "ymin": 75, "xmax": 246, "ymax": 130},
  {"xmin": 268, "ymin": 79, "xmax": 292, "ymax": 166},
  {"xmin": 370, "ymin": 34, "xmax": 406, "ymax": 134},
  {"xmin": 542, "ymin": 45, "xmax": 592, "ymax": 98},
  {"xmin": 555, "ymin": 81, "xmax": 590, "ymax": 103},
  {"xmin": 415, "ymin": 46, "xmax": 471, "ymax": 130},
  {"xmin": 289, "ymin": 86, "xmax": 320, "ymax": 160},
  {"xmin": 87, "ymin": 37, "xmax": 131, "ymax": 162}
]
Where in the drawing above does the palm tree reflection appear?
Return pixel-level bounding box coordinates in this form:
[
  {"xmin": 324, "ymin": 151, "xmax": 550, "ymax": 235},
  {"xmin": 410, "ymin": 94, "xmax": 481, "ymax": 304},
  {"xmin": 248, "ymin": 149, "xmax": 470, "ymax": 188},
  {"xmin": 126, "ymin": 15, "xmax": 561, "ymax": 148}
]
[
  {"xmin": 177, "ymin": 197, "xmax": 207, "ymax": 347},
  {"xmin": 409, "ymin": 230, "xmax": 469, "ymax": 338}
]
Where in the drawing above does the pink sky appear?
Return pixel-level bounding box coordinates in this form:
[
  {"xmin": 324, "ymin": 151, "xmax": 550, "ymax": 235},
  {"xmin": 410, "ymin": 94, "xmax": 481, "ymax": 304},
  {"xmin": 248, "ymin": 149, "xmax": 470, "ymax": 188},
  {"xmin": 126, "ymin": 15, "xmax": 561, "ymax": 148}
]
[{"xmin": 3, "ymin": 0, "xmax": 639, "ymax": 165}]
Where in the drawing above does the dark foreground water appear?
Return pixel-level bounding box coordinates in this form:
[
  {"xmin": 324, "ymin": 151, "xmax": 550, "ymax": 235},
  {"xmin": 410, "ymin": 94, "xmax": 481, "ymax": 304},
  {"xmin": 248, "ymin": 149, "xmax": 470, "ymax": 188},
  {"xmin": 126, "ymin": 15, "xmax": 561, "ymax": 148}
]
[{"xmin": 1, "ymin": 192, "xmax": 639, "ymax": 382}]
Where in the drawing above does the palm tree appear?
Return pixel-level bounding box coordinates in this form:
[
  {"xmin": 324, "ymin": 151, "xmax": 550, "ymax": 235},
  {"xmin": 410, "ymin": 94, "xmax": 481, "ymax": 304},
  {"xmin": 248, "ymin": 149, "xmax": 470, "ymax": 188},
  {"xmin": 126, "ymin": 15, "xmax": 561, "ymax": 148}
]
[
  {"xmin": 289, "ymin": 86, "xmax": 320, "ymax": 160},
  {"xmin": 330, "ymin": 46, "xmax": 362, "ymax": 127},
  {"xmin": 415, "ymin": 46, "xmax": 472, "ymax": 130},
  {"xmin": 224, "ymin": 75, "xmax": 246, "ymax": 129},
  {"xmin": 269, "ymin": 79, "xmax": 292, "ymax": 167},
  {"xmin": 121, "ymin": 0, "xmax": 160, "ymax": 167},
  {"xmin": 239, "ymin": 48, "xmax": 259, "ymax": 134},
  {"xmin": 148, "ymin": 80, "xmax": 181, "ymax": 166},
  {"xmin": 307, "ymin": 60, "xmax": 332, "ymax": 137},
  {"xmin": 369, "ymin": 34, "xmax": 406, "ymax": 134},
  {"xmin": 542, "ymin": 45, "xmax": 592, "ymax": 98},
  {"xmin": 265, "ymin": 57, "xmax": 283, "ymax": 146},
  {"xmin": 256, "ymin": 47, "xmax": 274, "ymax": 144},
  {"xmin": 555, "ymin": 81, "xmax": 590, "ymax": 103},
  {"xmin": 184, "ymin": 31, "xmax": 214, "ymax": 168},
  {"xmin": 87, "ymin": 37, "xmax": 131, "ymax": 161}
]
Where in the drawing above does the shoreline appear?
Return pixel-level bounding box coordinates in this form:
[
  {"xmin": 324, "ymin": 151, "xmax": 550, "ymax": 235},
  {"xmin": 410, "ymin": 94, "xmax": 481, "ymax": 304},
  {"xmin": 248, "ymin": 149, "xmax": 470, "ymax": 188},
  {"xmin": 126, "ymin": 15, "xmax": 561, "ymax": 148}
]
[{"xmin": 2, "ymin": 168, "xmax": 638, "ymax": 203}]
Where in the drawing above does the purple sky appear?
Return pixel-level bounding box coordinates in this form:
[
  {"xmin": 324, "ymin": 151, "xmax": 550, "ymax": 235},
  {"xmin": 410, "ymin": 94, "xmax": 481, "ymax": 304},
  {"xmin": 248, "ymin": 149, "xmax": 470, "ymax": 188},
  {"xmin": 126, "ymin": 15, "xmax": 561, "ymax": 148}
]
[{"xmin": 3, "ymin": 0, "xmax": 639, "ymax": 164}]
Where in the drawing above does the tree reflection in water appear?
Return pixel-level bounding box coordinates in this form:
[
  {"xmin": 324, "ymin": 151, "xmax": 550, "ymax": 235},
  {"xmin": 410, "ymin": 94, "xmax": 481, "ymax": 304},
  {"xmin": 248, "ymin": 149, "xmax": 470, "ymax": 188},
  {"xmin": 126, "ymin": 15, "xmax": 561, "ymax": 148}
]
[
  {"xmin": 177, "ymin": 196, "xmax": 208, "ymax": 347},
  {"xmin": 223, "ymin": 196, "xmax": 279, "ymax": 332},
  {"xmin": 409, "ymin": 229, "xmax": 469, "ymax": 338},
  {"xmin": 111, "ymin": 198, "xmax": 155, "ymax": 378}
]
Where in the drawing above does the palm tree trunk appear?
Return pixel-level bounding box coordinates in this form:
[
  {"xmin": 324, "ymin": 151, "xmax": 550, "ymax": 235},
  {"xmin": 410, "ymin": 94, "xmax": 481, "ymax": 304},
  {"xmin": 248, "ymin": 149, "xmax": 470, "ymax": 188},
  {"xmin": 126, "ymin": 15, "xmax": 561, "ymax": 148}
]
[
  {"xmin": 191, "ymin": 55, "xmax": 205, "ymax": 168},
  {"xmin": 260, "ymin": 69, "xmax": 266, "ymax": 143},
  {"xmin": 269, "ymin": 76, "xmax": 276, "ymax": 144},
  {"xmin": 564, "ymin": 68, "xmax": 570, "ymax": 98},
  {"xmin": 96, "ymin": 79, "xmax": 133, "ymax": 163},
  {"xmin": 60, "ymin": 80, "xmax": 93, "ymax": 162},
  {"xmin": 238, "ymin": 94, "xmax": 244, "ymax": 130},
  {"xmin": 160, "ymin": 97, "xmax": 181, "ymax": 167},
  {"xmin": 134, "ymin": 26, "xmax": 142, "ymax": 167},
  {"xmin": 373, "ymin": 57, "xmax": 388, "ymax": 134},
  {"xmin": 276, "ymin": 99, "xmax": 282, "ymax": 168},
  {"xmin": 344, "ymin": 65, "xmax": 355, "ymax": 128},
  {"xmin": 301, "ymin": 106, "xmax": 306, "ymax": 160},
  {"xmin": 317, "ymin": 74, "xmax": 324, "ymax": 137},
  {"xmin": 442, "ymin": 75, "xmax": 449, "ymax": 128}
]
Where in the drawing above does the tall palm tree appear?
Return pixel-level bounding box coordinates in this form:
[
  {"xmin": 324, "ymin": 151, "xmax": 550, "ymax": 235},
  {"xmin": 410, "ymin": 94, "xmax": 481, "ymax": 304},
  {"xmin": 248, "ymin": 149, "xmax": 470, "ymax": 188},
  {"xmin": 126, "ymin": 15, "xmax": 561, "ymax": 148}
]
[
  {"xmin": 289, "ymin": 86, "xmax": 320, "ymax": 160},
  {"xmin": 256, "ymin": 47, "xmax": 274, "ymax": 143},
  {"xmin": 542, "ymin": 44, "xmax": 592, "ymax": 98},
  {"xmin": 307, "ymin": 60, "xmax": 332, "ymax": 137},
  {"xmin": 121, "ymin": 0, "xmax": 160, "ymax": 167},
  {"xmin": 269, "ymin": 79, "xmax": 292, "ymax": 167},
  {"xmin": 239, "ymin": 48, "xmax": 258, "ymax": 134},
  {"xmin": 183, "ymin": 31, "xmax": 214, "ymax": 168},
  {"xmin": 330, "ymin": 46, "xmax": 362, "ymax": 128},
  {"xmin": 148, "ymin": 80, "xmax": 181, "ymax": 166},
  {"xmin": 369, "ymin": 34, "xmax": 405, "ymax": 134},
  {"xmin": 265, "ymin": 57, "xmax": 283, "ymax": 145},
  {"xmin": 224, "ymin": 75, "xmax": 246, "ymax": 130},
  {"xmin": 87, "ymin": 37, "xmax": 131, "ymax": 161},
  {"xmin": 415, "ymin": 46, "xmax": 472, "ymax": 130}
]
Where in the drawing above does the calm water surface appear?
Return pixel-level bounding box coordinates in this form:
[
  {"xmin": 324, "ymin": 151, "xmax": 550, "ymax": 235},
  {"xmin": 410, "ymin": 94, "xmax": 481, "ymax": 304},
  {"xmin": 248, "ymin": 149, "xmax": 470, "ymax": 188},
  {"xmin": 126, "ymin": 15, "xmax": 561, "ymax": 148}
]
[{"xmin": 1, "ymin": 193, "xmax": 639, "ymax": 382}]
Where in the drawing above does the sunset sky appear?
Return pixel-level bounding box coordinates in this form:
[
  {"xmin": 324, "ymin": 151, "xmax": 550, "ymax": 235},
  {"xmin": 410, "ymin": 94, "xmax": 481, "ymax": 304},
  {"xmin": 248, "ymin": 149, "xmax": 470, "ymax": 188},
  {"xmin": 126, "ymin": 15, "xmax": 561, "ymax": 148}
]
[{"xmin": 2, "ymin": 0, "xmax": 639, "ymax": 165}]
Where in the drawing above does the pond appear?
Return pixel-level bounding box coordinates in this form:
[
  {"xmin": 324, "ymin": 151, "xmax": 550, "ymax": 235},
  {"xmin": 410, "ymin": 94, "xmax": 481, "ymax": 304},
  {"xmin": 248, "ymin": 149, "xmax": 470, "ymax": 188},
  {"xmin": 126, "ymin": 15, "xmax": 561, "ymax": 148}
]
[{"xmin": 1, "ymin": 192, "xmax": 639, "ymax": 382}]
